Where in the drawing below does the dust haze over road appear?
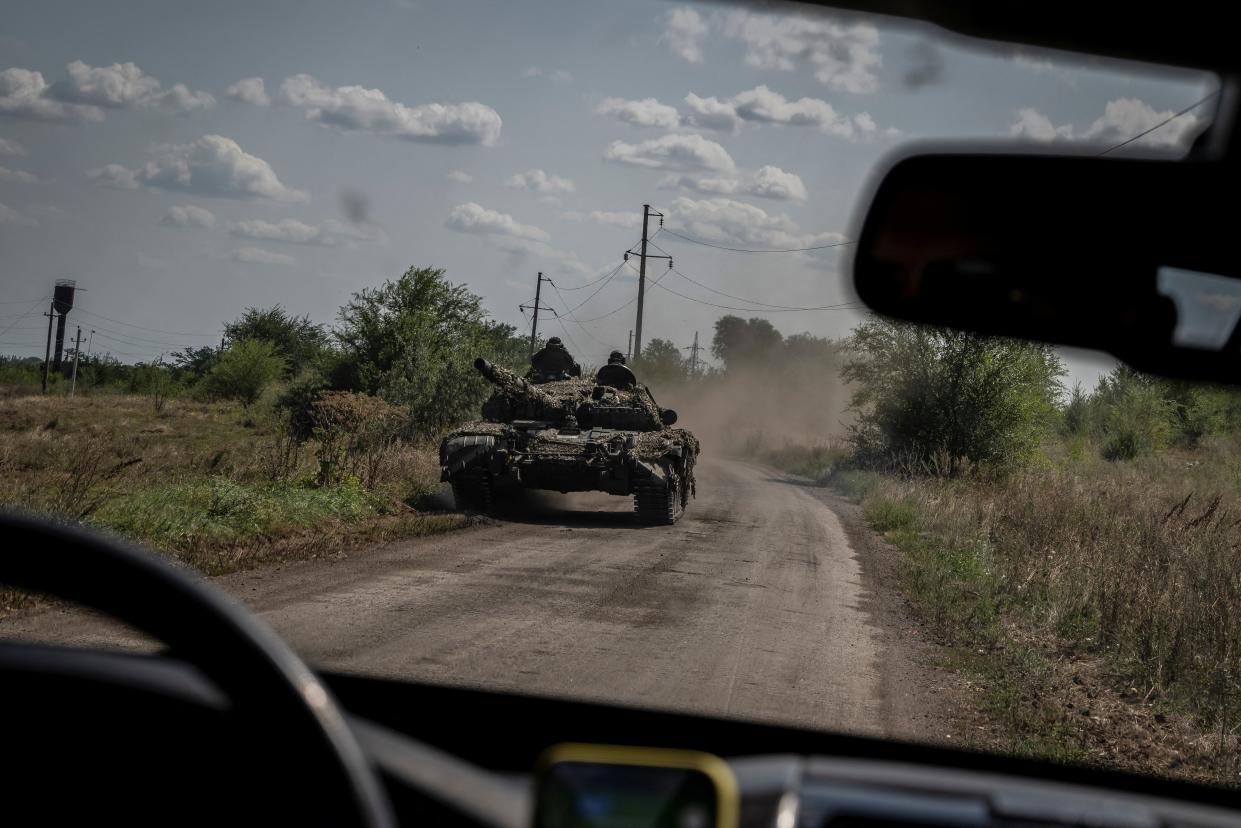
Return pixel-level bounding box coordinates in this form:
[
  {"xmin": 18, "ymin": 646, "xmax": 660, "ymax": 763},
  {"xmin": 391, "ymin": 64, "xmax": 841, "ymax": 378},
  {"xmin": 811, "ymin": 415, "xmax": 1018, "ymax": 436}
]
[{"xmin": 3, "ymin": 457, "xmax": 943, "ymax": 740}]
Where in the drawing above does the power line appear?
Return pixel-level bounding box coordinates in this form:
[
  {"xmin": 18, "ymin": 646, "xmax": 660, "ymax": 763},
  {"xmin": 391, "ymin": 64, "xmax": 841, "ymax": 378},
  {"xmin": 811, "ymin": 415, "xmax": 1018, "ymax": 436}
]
[
  {"xmin": 546, "ymin": 280, "xmax": 621, "ymax": 352},
  {"xmin": 650, "ymin": 277, "xmax": 862, "ymax": 314},
  {"xmin": 0, "ymin": 297, "xmax": 49, "ymax": 339},
  {"xmin": 669, "ymin": 267, "xmax": 859, "ymax": 312},
  {"xmin": 75, "ymin": 308, "xmax": 218, "ymax": 338},
  {"xmin": 660, "ymin": 228, "xmax": 854, "ymax": 254},
  {"xmin": 1098, "ymin": 90, "xmax": 1219, "ymax": 156},
  {"xmin": 549, "ymin": 262, "xmax": 623, "ymax": 291},
  {"xmin": 549, "ymin": 260, "xmax": 626, "ymax": 314},
  {"xmin": 574, "ymin": 262, "xmax": 673, "ymax": 323}
]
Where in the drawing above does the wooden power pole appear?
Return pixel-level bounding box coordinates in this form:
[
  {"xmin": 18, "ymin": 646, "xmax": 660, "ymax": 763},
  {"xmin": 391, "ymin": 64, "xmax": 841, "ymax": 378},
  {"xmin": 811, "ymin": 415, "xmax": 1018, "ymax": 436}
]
[{"xmin": 628, "ymin": 204, "xmax": 667, "ymax": 359}]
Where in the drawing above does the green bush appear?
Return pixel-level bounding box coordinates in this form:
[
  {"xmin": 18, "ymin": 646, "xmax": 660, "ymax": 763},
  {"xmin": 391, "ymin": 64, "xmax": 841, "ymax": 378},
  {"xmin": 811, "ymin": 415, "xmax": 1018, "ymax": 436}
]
[
  {"xmin": 204, "ymin": 339, "xmax": 286, "ymax": 407},
  {"xmin": 843, "ymin": 318, "xmax": 1064, "ymax": 475}
]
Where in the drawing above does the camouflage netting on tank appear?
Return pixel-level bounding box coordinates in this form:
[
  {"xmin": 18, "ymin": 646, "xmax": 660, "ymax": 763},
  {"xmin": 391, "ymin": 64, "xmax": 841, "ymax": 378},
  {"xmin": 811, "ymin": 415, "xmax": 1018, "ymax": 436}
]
[
  {"xmin": 634, "ymin": 428, "xmax": 700, "ymax": 461},
  {"xmin": 526, "ymin": 436, "xmax": 591, "ymax": 456},
  {"xmin": 449, "ymin": 421, "xmax": 510, "ymax": 437},
  {"xmin": 480, "ymin": 371, "xmax": 594, "ymax": 423}
]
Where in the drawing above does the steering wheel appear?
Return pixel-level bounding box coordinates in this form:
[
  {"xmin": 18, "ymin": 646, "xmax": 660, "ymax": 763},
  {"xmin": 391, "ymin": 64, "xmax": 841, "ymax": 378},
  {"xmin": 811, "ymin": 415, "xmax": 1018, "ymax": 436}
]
[{"xmin": 0, "ymin": 512, "xmax": 394, "ymax": 827}]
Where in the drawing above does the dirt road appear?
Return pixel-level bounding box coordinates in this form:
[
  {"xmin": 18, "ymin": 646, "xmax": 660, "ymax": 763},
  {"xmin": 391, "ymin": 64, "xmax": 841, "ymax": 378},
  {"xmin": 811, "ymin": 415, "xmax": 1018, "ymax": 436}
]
[{"xmin": 3, "ymin": 458, "xmax": 951, "ymax": 741}]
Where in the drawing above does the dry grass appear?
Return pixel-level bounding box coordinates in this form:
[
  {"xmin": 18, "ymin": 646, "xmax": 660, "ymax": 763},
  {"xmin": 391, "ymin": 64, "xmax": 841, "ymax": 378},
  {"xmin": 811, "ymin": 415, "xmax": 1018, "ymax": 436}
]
[
  {"xmin": 844, "ymin": 432, "xmax": 1241, "ymax": 784},
  {"xmin": 0, "ymin": 391, "xmax": 459, "ymax": 596}
]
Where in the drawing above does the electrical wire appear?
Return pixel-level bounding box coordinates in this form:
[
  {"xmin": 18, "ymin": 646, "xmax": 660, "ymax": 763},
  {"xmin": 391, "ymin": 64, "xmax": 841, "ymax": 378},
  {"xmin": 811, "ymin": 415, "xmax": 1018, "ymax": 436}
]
[
  {"xmin": 548, "ymin": 261, "xmax": 623, "ymax": 291},
  {"xmin": 75, "ymin": 308, "xmax": 218, "ymax": 338},
  {"xmin": 659, "ymin": 228, "xmax": 854, "ymax": 254},
  {"xmin": 669, "ymin": 267, "xmax": 860, "ymax": 312},
  {"xmin": 550, "ymin": 260, "xmax": 626, "ymax": 314},
  {"xmin": 1098, "ymin": 90, "xmax": 1220, "ymax": 156},
  {"xmin": 0, "ymin": 297, "xmax": 50, "ymax": 339},
  {"xmin": 547, "ymin": 280, "xmax": 621, "ymax": 351},
  {"xmin": 650, "ymin": 277, "xmax": 861, "ymax": 313}
]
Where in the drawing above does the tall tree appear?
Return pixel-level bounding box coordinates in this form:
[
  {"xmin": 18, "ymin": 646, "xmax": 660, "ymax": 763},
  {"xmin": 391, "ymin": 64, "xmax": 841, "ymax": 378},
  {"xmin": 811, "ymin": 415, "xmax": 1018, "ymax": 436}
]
[
  {"xmin": 334, "ymin": 266, "xmax": 518, "ymax": 433},
  {"xmin": 711, "ymin": 316, "xmax": 784, "ymax": 370},
  {"xmin": 224, "ymin": 305, "xmax": 328, "ymax": 377}
]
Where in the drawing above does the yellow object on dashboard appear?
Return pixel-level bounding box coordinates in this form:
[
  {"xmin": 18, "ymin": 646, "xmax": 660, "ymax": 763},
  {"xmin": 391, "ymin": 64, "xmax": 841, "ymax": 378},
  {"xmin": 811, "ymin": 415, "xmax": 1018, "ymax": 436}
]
[{"xmin": 534, "ymin": 744, "xmax": 739, "ymax": 828}]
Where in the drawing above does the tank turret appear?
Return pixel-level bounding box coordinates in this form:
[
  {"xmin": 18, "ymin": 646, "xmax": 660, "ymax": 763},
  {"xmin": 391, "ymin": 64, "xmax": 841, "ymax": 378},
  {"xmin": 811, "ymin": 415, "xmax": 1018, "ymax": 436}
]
[{"xmin": 475, "ymin": 357, "xmax": 579, "ymax": 422}]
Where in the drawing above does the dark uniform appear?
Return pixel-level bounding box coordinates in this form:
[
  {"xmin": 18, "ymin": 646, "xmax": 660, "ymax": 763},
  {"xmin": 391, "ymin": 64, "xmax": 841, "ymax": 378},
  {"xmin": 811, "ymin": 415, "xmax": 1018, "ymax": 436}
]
[{"xmin": 529, "ymin": 336, "xmax": 581, "ymax": 381}]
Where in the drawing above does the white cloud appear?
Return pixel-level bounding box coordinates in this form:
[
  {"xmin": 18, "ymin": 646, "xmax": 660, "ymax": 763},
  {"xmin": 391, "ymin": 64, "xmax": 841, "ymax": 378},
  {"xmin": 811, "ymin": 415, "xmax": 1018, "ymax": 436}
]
[
  {"xmin": 666, "ymin": 196, "xmax": 843, "ymax": 249},
  {"xmin": 560, "ymin": 210, "xmax": 639, "ymax": 228},
  {"xmin": 226, "ymin": 77, "xmax": 270, "ymax": 106},
  {"xmin": 1009, "ymin": 107, "xmax": 1075, "ymax": 141},
  {"xmin": 278, "ymin": 74, "xmax": 502, "ymax": 146},
  {"xmin": 0, "ymin": 137, "xmax": 27, "ymax": 156},
  {"xmin": 94, "ymin": 135, "xmax": 307, "ymax": 201},
  {"xmin": 445, "ymin": 203, "xmax": 588, "ymax": 274},
  {"xmin": 604, "ymin": 133, "xmax": 735, "ymax": 173},
  {"xmin": 1082, "ymin": 97, "xmax": 1204, "ymax": 147},
  {"xmin": 1009, "ymin": 98, "xmax": 1203, "ymax": 149},
  {"xmin": 47, "ymin": 60, "xmax": 214, "ymax": 114},
  {"xmin": 505, "ymin": 168, "xmax": 575, "ymax": 194},
  {"xmin": 723, "ymin": 10, "xmax": 882, "ymax": 94},
  {"xmin": 0, "ymin": 67, "xmax": 103, "ymax": 122},
  {"xmin": 228, "ymin": 217, "xmax": 381, "ymax": 246},
  {"xmin": 87, "ymin": 163, "xmax": 140, "ymax": 189},
  {"xmin": 550, "ymin": 70, "xmax": 573, "ymax": 84},
  {"xmin": 596, "ymin": 97, "xmax": 680, "ymax": 129},
  {"xmin": 50, "ymin": 60, "xmax": 161, "ymax": 107},
  {"xmin": 661, "ymin": 6, "xmax": 709, "ymax": 64},
  {"xmin": 155, "ymin": 83, "xmax": 216, "ymax": 113},
  {"xmin": 159, "ymin": 205, "xmax": 216, "ymax": 229},
  {"xmin": 0, "ymin": 165, "xmax": 37, "ymax": 184},
  {"xmin": 232, "ymin": 246, "xmax": 297, "ymax": 266},
  {"xmin": 682, "ymin": 93, "xmax": 743, "ymax": 133},
  {"xmin": 659, "ymin": 165, "xmax": 808, "ymax": 202},
  {"xmin": 445, "ymin": 202, "xmax": 550, "ymax": 242},
  {"xmin": 522, "ymin": 67, "xmax": 543, "ymax": 79},
  {"xmin": 0, "ymin": 201, "xmax": 36, "ymax": 226},
  {"xmin": 446, "ymin": 170, "xmax": 474, "ymax": 183},
  {"xmin": 684, "ymin": 85, "xmax": 889, "ymax": 140}
]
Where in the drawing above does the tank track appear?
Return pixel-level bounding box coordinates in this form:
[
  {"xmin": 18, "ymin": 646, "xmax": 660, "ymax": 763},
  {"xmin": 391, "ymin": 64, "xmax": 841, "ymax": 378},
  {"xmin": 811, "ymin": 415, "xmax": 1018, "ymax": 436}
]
[
  {"xmin": 633, "ymin": 472, "xmax": 685, "ymax": 525},
  {"xmin": 451, "ymin": 468, "xmax": 493, "ymax": 514}
]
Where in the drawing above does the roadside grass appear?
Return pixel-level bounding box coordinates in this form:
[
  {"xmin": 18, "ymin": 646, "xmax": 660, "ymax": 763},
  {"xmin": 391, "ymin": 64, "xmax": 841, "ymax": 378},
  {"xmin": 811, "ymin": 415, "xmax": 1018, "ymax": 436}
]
[
  {"xmin": 765, "ymin": 439, "xmax": 1241, "ymax": 784},
  {"xmin": 0, "ymin": 391, "xmax": 467, "ymax": 605}
]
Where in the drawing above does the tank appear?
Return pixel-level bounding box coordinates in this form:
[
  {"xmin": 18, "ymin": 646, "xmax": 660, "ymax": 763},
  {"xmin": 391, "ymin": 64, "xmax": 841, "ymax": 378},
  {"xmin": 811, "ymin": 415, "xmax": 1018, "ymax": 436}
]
[{"xmin": 440, "ymin": 357, "xmax": 700, "ymax": 524}]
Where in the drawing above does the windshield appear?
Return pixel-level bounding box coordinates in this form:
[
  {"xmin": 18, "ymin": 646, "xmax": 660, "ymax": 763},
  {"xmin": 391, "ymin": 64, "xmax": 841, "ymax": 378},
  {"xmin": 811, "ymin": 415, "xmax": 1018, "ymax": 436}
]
[{"xmin": 0, "ymin": 0, "xmax": 1227, "ymax": 787}]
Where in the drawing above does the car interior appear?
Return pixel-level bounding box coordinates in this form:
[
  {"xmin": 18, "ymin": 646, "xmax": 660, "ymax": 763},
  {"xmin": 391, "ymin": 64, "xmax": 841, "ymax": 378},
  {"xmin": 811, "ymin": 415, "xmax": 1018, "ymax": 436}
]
[{"xmin": 4, "ymin": 1, "xmax": 1241, "ymax": 826}]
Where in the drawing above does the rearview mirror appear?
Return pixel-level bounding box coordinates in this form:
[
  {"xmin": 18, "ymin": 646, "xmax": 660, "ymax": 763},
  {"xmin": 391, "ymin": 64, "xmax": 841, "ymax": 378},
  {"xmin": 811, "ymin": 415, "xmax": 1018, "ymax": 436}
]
[
  {"xmin": 851, "ymin": 147, "xmax": 1241, "ymax": 383},
  {"xmin": 534, "ymin": 744, "xmax": 737, "ymax": 828}
]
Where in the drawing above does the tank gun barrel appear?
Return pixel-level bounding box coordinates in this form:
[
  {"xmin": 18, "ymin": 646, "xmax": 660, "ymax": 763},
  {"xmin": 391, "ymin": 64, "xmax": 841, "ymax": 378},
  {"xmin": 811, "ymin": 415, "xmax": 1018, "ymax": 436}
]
[
  {"xmin": 474, "ymin": 357, "xmax": 522, "ymax": 389},
  {"xmin": 475, "ymin": 357, "xmax": 559, "ymax": 410}
]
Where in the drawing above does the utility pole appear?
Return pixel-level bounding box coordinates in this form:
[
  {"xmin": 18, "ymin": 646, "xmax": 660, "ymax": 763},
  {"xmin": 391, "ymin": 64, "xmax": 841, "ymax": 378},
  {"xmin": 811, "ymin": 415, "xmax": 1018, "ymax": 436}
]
[
  {"xmin": 70, "ymin": 326, "xmax": 83, "ymax": 397},
  {"xmin": 627, "ymin": 330, "xmax": 633, "ymax": 361},
  {"xmin": 687, "ymin": 331, "xmax": 700, "ymax": 376},
  {"xmin": 520, "ymin": 272, "xmax": 554, "ymax": 355},
  {"xmin": 41, "ymin": 300, "xmax": 54, "ymax": 394},
  {"xmin": 625, "ymin": 204, "xmax": 667, "ymax": 359}
]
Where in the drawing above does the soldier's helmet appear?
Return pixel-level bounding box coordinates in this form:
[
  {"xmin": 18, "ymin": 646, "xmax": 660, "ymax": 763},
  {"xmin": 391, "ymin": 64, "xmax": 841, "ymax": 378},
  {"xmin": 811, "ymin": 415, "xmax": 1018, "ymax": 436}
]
[
  {"xmin": 547, "ymin": 336, "xmax": 563, "ymax": 347},
  {"xmin": 608, "ymin": 350, "xmax": 626, "ymax": 365}
]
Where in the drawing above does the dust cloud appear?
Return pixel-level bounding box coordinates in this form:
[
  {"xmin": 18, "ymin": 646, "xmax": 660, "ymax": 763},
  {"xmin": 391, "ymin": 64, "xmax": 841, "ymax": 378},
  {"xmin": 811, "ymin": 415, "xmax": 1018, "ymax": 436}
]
[{"xmin": 649, "ymin": 361, "xmax": 852, "ymax": 458}]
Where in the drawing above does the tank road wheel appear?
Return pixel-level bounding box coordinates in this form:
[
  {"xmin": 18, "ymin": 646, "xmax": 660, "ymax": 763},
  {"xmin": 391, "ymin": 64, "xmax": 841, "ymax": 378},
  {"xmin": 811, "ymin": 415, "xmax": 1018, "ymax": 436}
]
[
  {"xmin": 634, "ymin": 474, "xmax": 684, "ymax": 525},
  {"xmin": 451, "ymin": 469, "xmax": 493, "ymax": 514}
]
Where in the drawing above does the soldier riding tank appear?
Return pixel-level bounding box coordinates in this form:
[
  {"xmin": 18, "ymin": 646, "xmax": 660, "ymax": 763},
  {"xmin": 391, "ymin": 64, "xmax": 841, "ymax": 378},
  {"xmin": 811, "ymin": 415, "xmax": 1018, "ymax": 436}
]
[{"xmin": 439, "ymin": 344, "xmax": 699, "ymax": 524}]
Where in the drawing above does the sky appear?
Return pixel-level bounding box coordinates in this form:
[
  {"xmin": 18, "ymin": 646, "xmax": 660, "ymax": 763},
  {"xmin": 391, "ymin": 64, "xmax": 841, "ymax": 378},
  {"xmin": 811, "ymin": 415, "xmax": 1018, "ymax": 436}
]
[{"xmin": 0, "ymin": 0, "xmax": 1216, "ymax": 386}]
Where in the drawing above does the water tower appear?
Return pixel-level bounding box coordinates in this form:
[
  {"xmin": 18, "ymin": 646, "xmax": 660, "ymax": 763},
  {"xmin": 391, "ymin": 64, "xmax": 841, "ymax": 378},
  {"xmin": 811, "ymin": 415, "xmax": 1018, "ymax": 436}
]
[{"xmin": 51, "ymin": 279, "xmax": 76, "ymax": 371}]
